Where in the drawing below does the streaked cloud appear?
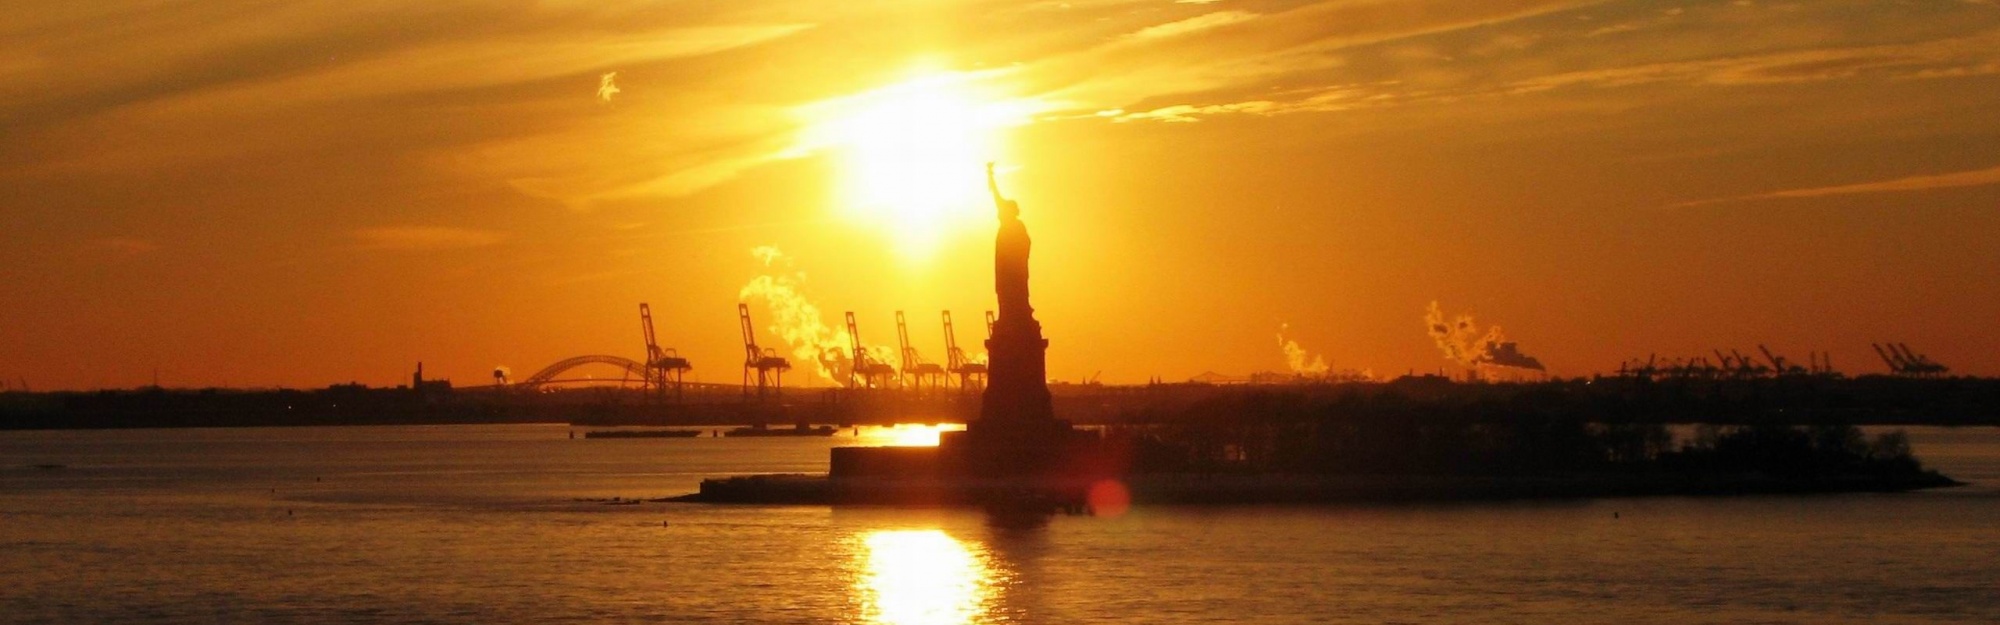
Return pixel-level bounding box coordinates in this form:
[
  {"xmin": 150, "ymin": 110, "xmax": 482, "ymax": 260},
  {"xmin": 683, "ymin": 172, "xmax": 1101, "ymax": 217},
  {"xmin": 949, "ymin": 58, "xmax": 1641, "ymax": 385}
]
[
  {"xmin": 1508, "ymin": 29, "xmax": 2000, "ymax": 94},
  {"xmin": 1037, "ymin": 0, "xmax": 1607, "ymax": 122},
  {"xmin": 1126, "ymin": 11, "xmax": 1258, "ymax": 40},
  {"xmin": 1679, "ymin": 164, "xmax": 2000, "ymax": 207},
  {"xmin": 351, "ymin": 227, "xmax": 508, "ymax": 251}
]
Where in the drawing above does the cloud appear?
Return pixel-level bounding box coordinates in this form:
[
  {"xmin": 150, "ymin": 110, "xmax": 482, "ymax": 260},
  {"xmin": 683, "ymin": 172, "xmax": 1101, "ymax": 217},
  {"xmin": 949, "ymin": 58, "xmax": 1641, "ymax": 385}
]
[
  {"xmin": 1677, "ymin": 164, "xmax": 2000, "ymax": 207},
  {"xmin": 1507, "ymin": 29, "xmax": 2000, "ymax": 94},
  {"xmin": 1043, "ymin": 0, "xmax": 1606, "ymax": 122},
  {"xmin": 8, "ymin": 0, "xmax": 2000, "ymax": 219},
  {"xmin": 1111, "ymin": 83, "xmax": 1394, "ymax": 122},
  {"xmin": 1074, "ymin": 4, "xmax": 2000, "ymax": 125},
  {"xmin": 1126, "ymin": 11, "xmax": 1258, "ymax": 40},
  {"xmin": 0, "ymin": 10, "xmax": 813, "ymax": 182},
  {"xmin": 351, "ymin": 226, "xmax": 507, "ymax": 251},
  {"xmin": 598, "ymin": 71, "xmax": 621, "ymax": 103}
]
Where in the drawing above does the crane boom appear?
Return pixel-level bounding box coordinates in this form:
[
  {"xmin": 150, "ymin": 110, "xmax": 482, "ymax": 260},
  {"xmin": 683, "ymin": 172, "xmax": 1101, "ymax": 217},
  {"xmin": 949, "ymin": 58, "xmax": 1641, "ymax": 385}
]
[
  {"xmin": 1758, "ymin": 344, "xmax": 1796, "ymax": 373},
  {"xmin": 737, "ymin": 303, "xmax": 790, "ymax": 397},
  {"xmin": 739, "ymin": 303, "xmax": 759, "ymax": 364},
  {"xmin": 640, "ymin": 303, "xmax": 663, "ymax": 364},
  {"xmin": 896, "ymin": 310, "xmax": 916, "ymax": 374},
  {"xmin": 943, "ymin": 311, "xmax": 963, "ymax": 369},
  {"xmin": 847, "ymin": 311, "xmax": 864, "ymax": 388}
]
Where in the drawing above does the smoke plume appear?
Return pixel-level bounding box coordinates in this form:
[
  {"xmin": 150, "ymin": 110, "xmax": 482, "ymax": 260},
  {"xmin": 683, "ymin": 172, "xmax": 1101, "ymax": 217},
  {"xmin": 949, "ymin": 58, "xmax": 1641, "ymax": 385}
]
[
  {"xmin": 738, "ymin": 246, "xmax": 895, "ymax": 385},
  {"xmin": 1424, "ymin": 301, "xmax": 1545, "ymax": 372},
  {"xmin": 597, "ymin": 72, "xmax": 621, "ymax": 103},
  {"xmin": 1276, "ymin": 323, "xmax": 1329, "ymax": 376}
]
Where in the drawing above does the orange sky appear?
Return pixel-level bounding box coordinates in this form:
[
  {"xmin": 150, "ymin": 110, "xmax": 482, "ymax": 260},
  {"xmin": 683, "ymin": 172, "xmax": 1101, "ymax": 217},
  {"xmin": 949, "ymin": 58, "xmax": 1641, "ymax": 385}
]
[{"xmin": 3, "ymin": 0, "xmax": 1998, "ymax": 390}]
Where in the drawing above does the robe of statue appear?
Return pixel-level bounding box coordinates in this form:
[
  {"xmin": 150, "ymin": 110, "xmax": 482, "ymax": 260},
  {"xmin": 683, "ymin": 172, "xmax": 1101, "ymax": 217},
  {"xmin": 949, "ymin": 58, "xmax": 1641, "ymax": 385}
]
[{"xmin": 995, "ymin": 212, "xmax": 1033, "ymax": 322}]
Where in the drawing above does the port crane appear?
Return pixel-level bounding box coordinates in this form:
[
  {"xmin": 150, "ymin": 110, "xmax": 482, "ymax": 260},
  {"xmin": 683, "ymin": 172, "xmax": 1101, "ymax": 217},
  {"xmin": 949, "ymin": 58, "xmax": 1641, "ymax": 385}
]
[
  {"xmin": 845, "ymin": 312, "xmax": 896, "ymax": 389},
  {"xmin": 1874, "ymin": 342, "xmax": 1949, "ymax": 378},
  {"xmin": 895, "ymin": 311, "xmax": 948, "ymax": 394},
  {"xmin": 1758, "ymin": 345, "xmax": 1808, "ymax": 376},
  {"xmin": 639, "ymin": 303, "xmax": 692, "ymax": 399},
  {"xmin": 942, "ymin": 311, "xmax": 987, "ymax": 392},
  {"xmin": 738, "ymin": 303, "xmax": 791, "ymax": 398}
]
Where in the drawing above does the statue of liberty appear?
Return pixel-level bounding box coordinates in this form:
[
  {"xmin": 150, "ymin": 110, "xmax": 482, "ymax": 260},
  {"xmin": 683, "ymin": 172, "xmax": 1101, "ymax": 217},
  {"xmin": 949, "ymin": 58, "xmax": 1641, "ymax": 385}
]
[
  {"xmin": 981, "ymin": 163, "xmax": 1054, "ymax": 423},
  {"xmin": 989, "ymin": 163, "xmax": 1034, "ymax": 324}
]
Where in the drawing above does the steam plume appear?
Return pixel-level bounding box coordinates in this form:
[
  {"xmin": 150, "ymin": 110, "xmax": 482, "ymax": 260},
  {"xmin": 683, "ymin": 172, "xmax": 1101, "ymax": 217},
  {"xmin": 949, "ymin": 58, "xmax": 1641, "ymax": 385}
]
[
  {"xmin": 738, "ymin": 246, "xmax": 894, "ymax": 385},
  {"xmin": 597, "ymin": 72, "xmax": 621, "ymax": 103},
  {"xmin": 1276, "ymin": 323, "xmax": 1329, "ymax": 376},
  {"xmin": 1424, "ymin": 301, "xmax": 1545, "ymax": 372}
]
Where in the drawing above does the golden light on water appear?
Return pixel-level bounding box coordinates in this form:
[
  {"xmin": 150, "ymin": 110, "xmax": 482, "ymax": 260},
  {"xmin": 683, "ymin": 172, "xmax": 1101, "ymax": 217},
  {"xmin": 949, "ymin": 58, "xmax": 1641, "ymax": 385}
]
[
  {"xmin": 867, "ymin": 423, "xmax": 964, "ymax": 447},
  {"xmin": 798, "ymin": 70, "xmax": 1042, "ymax": 260},
  {"xmin": 858, "ymin": 530, "xmax": 992, "ymax": 625}
]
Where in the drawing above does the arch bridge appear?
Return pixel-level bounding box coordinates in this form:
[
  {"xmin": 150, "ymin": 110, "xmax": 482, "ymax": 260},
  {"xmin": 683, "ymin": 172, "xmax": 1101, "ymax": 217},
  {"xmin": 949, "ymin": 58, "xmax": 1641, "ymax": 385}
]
[{"xmin": 517, "ymin": 355, "xmax": 651, "ymax": 388}]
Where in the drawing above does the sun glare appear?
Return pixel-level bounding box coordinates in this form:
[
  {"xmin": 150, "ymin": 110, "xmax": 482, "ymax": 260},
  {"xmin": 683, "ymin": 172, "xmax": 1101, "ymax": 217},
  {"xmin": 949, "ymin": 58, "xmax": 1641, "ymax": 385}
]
[
  {"xmin": 867, "ymin": 423, "xmax": 964, "ymax": 447},
  {"xmin": 858, "ymin": 530, "xmax": 991, "ymax": 625},
  {"xmin": 800, "ymin": 71, "xmax": 1038, "ymax": 259}
]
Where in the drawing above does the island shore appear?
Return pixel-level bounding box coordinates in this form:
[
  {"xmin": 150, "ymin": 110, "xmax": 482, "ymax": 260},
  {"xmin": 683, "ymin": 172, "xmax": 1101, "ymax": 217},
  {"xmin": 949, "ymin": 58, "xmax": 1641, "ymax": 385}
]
[{"xmin": 678, "ymin": 470, "xmax": 1962, "ymax": 507}]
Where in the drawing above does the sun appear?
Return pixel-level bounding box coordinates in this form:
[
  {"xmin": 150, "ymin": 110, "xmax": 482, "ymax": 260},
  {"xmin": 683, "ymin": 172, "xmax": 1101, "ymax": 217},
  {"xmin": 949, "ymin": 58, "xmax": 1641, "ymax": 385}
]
[{"xmin": 799, "ymin": 71, "xmax": 1037, "ymax": 259}]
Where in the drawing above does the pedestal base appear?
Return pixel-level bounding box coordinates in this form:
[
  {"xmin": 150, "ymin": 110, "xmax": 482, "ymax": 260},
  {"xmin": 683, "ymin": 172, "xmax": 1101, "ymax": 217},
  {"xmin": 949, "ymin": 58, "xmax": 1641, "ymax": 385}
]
[
  {"xmin": 939, "ymin": 419, "xmax": 1098, "ymax": 478},
  {"xmin": 981, "ymin": 315, "xmax": 1055, "ymax": 422}
]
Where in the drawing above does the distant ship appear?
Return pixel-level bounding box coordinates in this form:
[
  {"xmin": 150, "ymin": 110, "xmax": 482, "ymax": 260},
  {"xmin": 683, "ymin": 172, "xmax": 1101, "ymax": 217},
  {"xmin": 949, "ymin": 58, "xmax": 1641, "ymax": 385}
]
[
  {"xmin": 583, "ymin": 430, "xmax": 702, "ymax": 439},
  {"xmin": 724, "ymin": 423, "xmax": 838, "ymax": 437}
]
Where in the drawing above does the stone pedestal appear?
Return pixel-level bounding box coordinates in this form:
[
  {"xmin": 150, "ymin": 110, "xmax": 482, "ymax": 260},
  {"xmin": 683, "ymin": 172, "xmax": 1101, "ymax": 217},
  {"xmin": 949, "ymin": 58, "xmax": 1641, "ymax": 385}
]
[
  {"xmin": 979, "ymin": 315, "xmax": 1054, "ymax": 423},
  {"xmin": 942, "ymin": 313, "xmax": 1088, "ymax": 477}
]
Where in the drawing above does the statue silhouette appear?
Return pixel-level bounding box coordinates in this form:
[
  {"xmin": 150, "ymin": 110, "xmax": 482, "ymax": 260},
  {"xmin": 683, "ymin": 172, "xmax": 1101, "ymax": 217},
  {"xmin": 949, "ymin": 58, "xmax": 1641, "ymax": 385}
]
[
  {"xmin": 934, "ymin": 163, "xmax": 1080, "ymax": 480},
  {"xmin": 990, "ymin": 163, "xmax": 1034, "ymax": 323},
  {"xmin": 980, "ymin": 163, "xmax": 1055, "ymax": 424}
]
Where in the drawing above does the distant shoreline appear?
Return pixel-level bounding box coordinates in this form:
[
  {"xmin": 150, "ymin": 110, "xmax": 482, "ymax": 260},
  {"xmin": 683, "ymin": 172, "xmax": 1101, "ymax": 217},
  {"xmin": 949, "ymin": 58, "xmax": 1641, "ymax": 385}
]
[
  {"xmin": 683, "ymin": 471, "xmax": 1965, "ymax": 507},
  {"xmin": 8, "ymin": 374, "xmax": 2000, "ymax": 431}
]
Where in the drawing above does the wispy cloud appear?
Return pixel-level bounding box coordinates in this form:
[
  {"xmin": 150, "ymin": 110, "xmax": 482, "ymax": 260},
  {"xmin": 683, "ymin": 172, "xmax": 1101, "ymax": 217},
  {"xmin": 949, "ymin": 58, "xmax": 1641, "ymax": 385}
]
[
  {"xmin": 1508, "ymin": 29, "xmax": 2000, "ymax": 94},
  {"xmin": 1042, "ymin": 0, "xmax": 1606, "ymax": 122},
  {"xmin": 1126, "ymin": 11, "xmax": 1258, "ymax": 40},
  {"xmin": 1677, "ymin": 164, "xmax": 2000, "ymax": 207},
  {"xmin": 351, "ymin": 226, "xmax": 507, "ymax": 251}
]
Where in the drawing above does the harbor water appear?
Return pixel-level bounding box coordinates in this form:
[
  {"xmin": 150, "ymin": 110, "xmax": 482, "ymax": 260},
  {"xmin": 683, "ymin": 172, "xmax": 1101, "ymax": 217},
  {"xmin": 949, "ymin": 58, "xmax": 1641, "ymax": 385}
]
[{"xmin": 3, "ymin": 424, "xmax": 1997, "ymax": 624}]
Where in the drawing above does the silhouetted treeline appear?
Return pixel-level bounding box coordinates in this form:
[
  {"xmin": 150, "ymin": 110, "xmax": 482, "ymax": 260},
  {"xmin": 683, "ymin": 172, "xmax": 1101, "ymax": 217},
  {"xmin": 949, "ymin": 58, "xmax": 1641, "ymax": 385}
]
[
  {"xmin": 1102, "ymin": 385, "xmax": 1944, "ymax": 481},
  {"xmin": 1093, "ymin": 374, "xmax": 2000, "ymax": 427},
  {"xmin": 6, "ymin": 373, "xmax": 1999, "ymax": 430}
]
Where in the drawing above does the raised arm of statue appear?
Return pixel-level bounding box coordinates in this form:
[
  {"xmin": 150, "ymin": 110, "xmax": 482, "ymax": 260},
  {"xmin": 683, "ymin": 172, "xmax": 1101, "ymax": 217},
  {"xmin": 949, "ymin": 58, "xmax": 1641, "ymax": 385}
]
[
  {"xmin": 987, "ymin": 162, "xmax": 1006, "ymax": 205},
  {"xmin": 987, "ymin": 162, "xmax": 1020, "ymax": 219}
]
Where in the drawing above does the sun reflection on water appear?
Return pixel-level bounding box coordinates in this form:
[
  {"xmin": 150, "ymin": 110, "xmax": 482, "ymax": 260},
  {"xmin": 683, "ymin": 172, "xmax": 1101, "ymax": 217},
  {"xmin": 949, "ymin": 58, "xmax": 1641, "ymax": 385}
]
[
  {"xmin": 858, "ymin": 530, "xmax": 992, "ymax": 625},
  {"xmin": 863, "ymin": 423, "xmax": 965, "ymax": 447}
]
